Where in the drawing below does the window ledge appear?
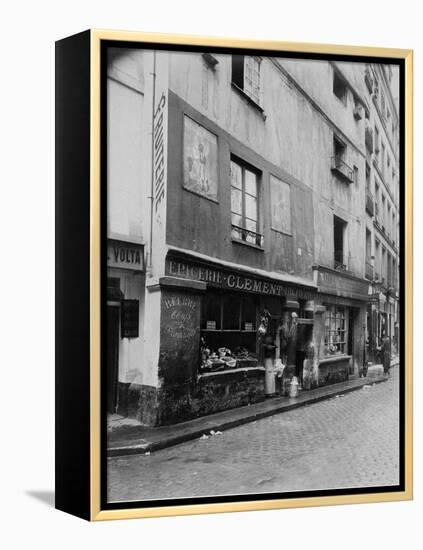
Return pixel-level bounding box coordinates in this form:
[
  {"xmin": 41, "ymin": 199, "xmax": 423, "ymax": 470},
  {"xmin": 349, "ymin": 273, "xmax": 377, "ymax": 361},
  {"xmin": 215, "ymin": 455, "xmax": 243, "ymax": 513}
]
[
  {"xmin": 198, "ymin": 365, "xmax": 264, "ymax": 379},
  {"xmin": 182, "ymin": 185, "xmax": 219, "ymax": 204},
  {"xmin": 231, "ymin": 237, "xmax": 265, "ymax": 251},
  {"xmin": 271, "ymin": 227, "xmax": 293, "ymax": 237},
  {"xmin": 231, "ymin": 82, "xmax": 266, "ymax": 119},
  {"xmin": 319, "ymin": 355, "xmax": 352, "ymax": 365}
]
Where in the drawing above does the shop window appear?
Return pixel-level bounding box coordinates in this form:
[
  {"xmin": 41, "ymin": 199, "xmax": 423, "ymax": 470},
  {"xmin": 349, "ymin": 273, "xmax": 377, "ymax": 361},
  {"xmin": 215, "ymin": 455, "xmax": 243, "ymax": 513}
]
[
  {"xmin": 241, "ymin": 295, "xmax": 257, "ymax": 331},
  {"xmin": 202, "ymin": 291, "xmax": 221, "ymax": 330},
  {"xmin": 200, "ymin": 292, "xmax": 259, "ymax": 371},
  {"xmin": 297, "ymin": 300, "xmax": 306, "ymax": 319},
  {"xmin": 231, "ymin": 157, "xmax": 262, "ymax": 247},
  {"xmin": 222, "ymin": 294, "xmax": 241, "ymax": 330},
  {"xmin": 324, "ymin": 306, "xmax": 347, "ymax": 355},
  {"xmin": 232, "ymin": 55, "xmax": 262, "ymax": 106}
]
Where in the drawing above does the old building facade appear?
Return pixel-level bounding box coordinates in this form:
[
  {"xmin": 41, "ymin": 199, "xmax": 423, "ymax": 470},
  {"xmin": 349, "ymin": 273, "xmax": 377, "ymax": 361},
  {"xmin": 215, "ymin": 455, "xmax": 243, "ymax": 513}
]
[
  {"xmin": 363, "ymin": 63, "xmax": 400, "ymax": 362},
  {"xmin": 106, "ymin": 47, "xmax": 400, "ymax": 426}
]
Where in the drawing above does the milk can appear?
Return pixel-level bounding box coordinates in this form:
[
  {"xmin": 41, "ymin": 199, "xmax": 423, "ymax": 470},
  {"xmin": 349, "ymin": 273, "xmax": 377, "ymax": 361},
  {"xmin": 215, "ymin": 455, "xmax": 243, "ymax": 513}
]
[
  {"xmin": 263, "ymin": 336, "xmax": 276, "ymax": 397},
  {"xmin": 289, "ymin": 376, "xmax": 300, "ymax": 398}
]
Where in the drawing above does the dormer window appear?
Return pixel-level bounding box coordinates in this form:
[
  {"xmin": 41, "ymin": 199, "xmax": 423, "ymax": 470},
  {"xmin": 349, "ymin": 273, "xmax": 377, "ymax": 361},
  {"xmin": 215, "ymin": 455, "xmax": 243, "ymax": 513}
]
[
  {"xmin": 333, "ymin": 70, "xmax": 347, "ymax": 105},
  {"xmin": 232, "ymin": 55, "xmax": 262, "ymax": 107}
]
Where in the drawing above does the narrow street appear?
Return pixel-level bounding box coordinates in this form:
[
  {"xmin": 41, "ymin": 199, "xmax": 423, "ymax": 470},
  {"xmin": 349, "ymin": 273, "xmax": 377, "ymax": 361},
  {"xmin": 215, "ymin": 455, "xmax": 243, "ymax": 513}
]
[{"xmin": 108, "ymin": 369, "xmax": 400, "ymax": 503}]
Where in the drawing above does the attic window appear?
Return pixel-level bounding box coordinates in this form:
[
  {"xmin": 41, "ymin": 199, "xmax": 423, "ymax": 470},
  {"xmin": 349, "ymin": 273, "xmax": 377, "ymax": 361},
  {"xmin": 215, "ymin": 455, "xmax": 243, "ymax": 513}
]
[
  {"xmin": 333, "ymin": 70, "xmax": 347, "ymax": 104},
  {"xmin": 231, "ymin": 55, "xmax": 262, "ymax": 107}
]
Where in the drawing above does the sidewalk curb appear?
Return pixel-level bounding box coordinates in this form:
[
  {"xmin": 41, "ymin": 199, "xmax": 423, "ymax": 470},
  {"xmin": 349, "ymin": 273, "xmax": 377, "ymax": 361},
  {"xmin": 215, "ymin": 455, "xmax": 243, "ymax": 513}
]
[{"xmin": 108, "ymin": 374, "xmax": 391, "ymax": 458}]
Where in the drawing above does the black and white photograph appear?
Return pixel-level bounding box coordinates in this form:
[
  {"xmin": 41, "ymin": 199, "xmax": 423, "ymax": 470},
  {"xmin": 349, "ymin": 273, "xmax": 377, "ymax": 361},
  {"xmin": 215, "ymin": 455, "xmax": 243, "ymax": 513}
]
[{"xmin": 104, "ymin": 44, "xmax": 404, "ymax": 506}]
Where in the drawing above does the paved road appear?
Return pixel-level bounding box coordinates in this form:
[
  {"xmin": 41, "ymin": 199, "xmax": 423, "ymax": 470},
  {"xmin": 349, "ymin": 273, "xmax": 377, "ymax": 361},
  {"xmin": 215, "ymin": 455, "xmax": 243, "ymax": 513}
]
[{"xmin": 108, "ymin": 370, "xmax": 400, "ymax": 503}]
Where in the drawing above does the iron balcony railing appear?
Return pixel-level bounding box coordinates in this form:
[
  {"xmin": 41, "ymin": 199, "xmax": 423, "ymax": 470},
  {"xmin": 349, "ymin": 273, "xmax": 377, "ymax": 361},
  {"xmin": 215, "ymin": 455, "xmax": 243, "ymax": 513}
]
[
  {"xmin": 331, "ymin": 156, "xmax": 354, "ymax": 184},
  {"xmin": 365, "ymin": 190, "xmax": 374, "ymax": 216},
  {"xmin": 365, "ymin": 260, "xmax": 374, "ymax": 280},
  {"xmin": 231, "ymin": 224, "xmax": 263, "ymax": 247}
]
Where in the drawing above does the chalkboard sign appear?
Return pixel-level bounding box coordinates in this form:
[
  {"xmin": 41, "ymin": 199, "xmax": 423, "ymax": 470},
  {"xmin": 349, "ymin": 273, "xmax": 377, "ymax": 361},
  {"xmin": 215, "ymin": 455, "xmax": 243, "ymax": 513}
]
[{"xmin": 121, "ymin": 299, "xmax": 139, "ymax": 338}]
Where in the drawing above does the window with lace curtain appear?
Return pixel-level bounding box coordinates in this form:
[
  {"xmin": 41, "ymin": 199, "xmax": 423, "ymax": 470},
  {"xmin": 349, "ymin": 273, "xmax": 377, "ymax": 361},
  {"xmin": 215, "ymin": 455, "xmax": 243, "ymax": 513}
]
[{"xmin": 230, "ymin": 157, "xmax": 262, "ymax": 247}]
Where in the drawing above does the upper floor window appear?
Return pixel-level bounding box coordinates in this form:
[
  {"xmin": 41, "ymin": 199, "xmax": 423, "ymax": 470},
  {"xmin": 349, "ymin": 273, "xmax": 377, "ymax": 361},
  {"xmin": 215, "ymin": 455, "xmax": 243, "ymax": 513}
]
[
  {"xmin": 365, "ymin": 162, "xmax": 371, "ymax": 190},
  {"xmin": 331, "ymin": 135, "xmax": 354, "ymax": 183},
  {"xmin": 381, "ymin": 142, "xmax": 386, "ymax": 176},
  {"xmin": 334, "ymin": 215, "xmax": 347, "ymax": 270},
  {"xmin": 375, "ymin": 125, "xmax": 380, "ymax": 156},
  {"xmin": 375, "ymin": 239, "xmax": 381, "ymax": 279},
  {"xmin": 230, "ymin": 157, "xmax": 262, "ymax": 247},
  {"xmin": 374, "ymin": 77, "xmax": 379, "ymax": 98},
  {"xmin": 333, "ymin": 70, "xmax": 347, "ymax": 104},
  {"xmin": 381, "ymin": 194, "xmax": 386, "ymax": 226},
  {"xmin": 232, "ymin": 55, "xmax": 262, "ymax": 106}
]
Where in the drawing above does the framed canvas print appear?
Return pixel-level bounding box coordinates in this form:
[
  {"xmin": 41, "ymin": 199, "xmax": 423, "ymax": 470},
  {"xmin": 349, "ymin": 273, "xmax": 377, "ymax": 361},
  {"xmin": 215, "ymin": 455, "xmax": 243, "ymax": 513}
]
[{"xmin": 55, "ymin": 30, "xmax": 413, "ymax": 521}]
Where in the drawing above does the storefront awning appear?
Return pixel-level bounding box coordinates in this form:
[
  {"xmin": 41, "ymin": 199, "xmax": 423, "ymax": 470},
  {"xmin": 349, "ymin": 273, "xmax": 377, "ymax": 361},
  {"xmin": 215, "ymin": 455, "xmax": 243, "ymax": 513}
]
[{"xmin": 166, "ymin": 247, "xmax": 317, "ymax": 301}]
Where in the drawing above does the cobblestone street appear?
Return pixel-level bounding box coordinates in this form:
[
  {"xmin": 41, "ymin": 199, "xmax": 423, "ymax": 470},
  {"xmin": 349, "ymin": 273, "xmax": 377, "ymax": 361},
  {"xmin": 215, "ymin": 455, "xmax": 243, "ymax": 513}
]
[{"xmin": 108, "ymin": 369, "xmax": 400, "ymax": 503}]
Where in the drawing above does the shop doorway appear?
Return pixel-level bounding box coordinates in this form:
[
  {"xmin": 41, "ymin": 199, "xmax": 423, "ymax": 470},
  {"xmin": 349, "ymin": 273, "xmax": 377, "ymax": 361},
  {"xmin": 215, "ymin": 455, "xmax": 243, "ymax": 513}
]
[
  {"xmin": 296, "ymin": 322, "xmax": 313, "ymax": 386},
  {"xmin": 107, "ymin": 305, "xmax": 120, "ymax": 414}
]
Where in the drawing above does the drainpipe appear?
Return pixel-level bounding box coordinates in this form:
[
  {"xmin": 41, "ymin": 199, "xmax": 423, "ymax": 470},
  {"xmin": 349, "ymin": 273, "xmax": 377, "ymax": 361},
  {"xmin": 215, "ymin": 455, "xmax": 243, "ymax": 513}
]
[{"xmin": 148, "ymin": 50, "xmax": 157, "ymax": 273}]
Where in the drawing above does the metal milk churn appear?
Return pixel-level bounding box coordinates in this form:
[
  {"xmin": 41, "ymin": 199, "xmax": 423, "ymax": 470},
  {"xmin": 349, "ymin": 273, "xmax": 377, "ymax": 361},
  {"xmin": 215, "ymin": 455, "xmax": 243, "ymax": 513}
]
[
  {"xmin": 263, "ymin": 336, "xmax": 276, "ymax": 397},
  {"xmin": 289, "ymin": 376, "xmax": 299, "ymax": 398}
]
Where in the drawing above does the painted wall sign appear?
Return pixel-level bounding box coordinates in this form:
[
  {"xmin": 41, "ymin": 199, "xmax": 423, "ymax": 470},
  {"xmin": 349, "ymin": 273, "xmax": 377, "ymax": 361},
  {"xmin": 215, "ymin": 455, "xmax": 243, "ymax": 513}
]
[
  {"xmin": 166, "ymin": 257, "xmax": 315, "ymax": 300},
  {"xmin": 183, "ymin": 116, "xmax": 218, "ymax": 200},
  {"xmin": 107, "ymin": 239, "xmax": 145, "ymax": 271},
  {"xmin": 270, "ymin": 174, "xmax": 291, "ymax": 234},
  {"xmin": 163, "ymin": 295, "xmax": 197, "ymax": 340},
  {"xmin": 154, "ymin": 92, "xmax": 167, "ymax": 212},
  {"xmin": 314, "ymin": 266, "xmax": 369, "ymax": 301},
  {"xmin": 159, "ymin": 290, "xmax": 202, "ymax": 385}
]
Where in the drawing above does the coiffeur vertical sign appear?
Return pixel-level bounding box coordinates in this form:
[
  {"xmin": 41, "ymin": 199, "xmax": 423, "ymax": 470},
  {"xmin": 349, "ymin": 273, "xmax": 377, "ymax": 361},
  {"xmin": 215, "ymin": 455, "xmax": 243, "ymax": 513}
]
[{"xmin": 151, "ymin": 52, "xmax": 169, "ymax": 276}]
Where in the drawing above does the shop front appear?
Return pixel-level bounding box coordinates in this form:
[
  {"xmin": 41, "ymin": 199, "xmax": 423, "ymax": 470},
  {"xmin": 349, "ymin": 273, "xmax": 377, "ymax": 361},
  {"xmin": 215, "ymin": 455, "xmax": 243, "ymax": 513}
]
[
  {"xmin": 366, "ymin": 287, "xmax": 398, "ymax": 363},
  {"xmin": 106, "ymin": 238, "xmax": 146, "ymax": 416},
  {"xmin": 312, "ymin": 266, "xmax": 369, "ymax": 387},
  {"xmin": 150, "ymin": 251, "xmax": 317, "ymax": 425}
]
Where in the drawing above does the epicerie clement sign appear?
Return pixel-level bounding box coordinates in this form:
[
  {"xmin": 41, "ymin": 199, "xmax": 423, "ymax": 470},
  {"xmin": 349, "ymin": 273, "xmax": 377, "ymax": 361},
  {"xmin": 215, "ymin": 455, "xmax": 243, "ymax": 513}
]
[
  {"xmin": 166, "ymin": 257, "xmax": 315, "ymax": 299},
  {"xmin": 107, "ymin": 239, "xmax": 145, "ymax": 272}
]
